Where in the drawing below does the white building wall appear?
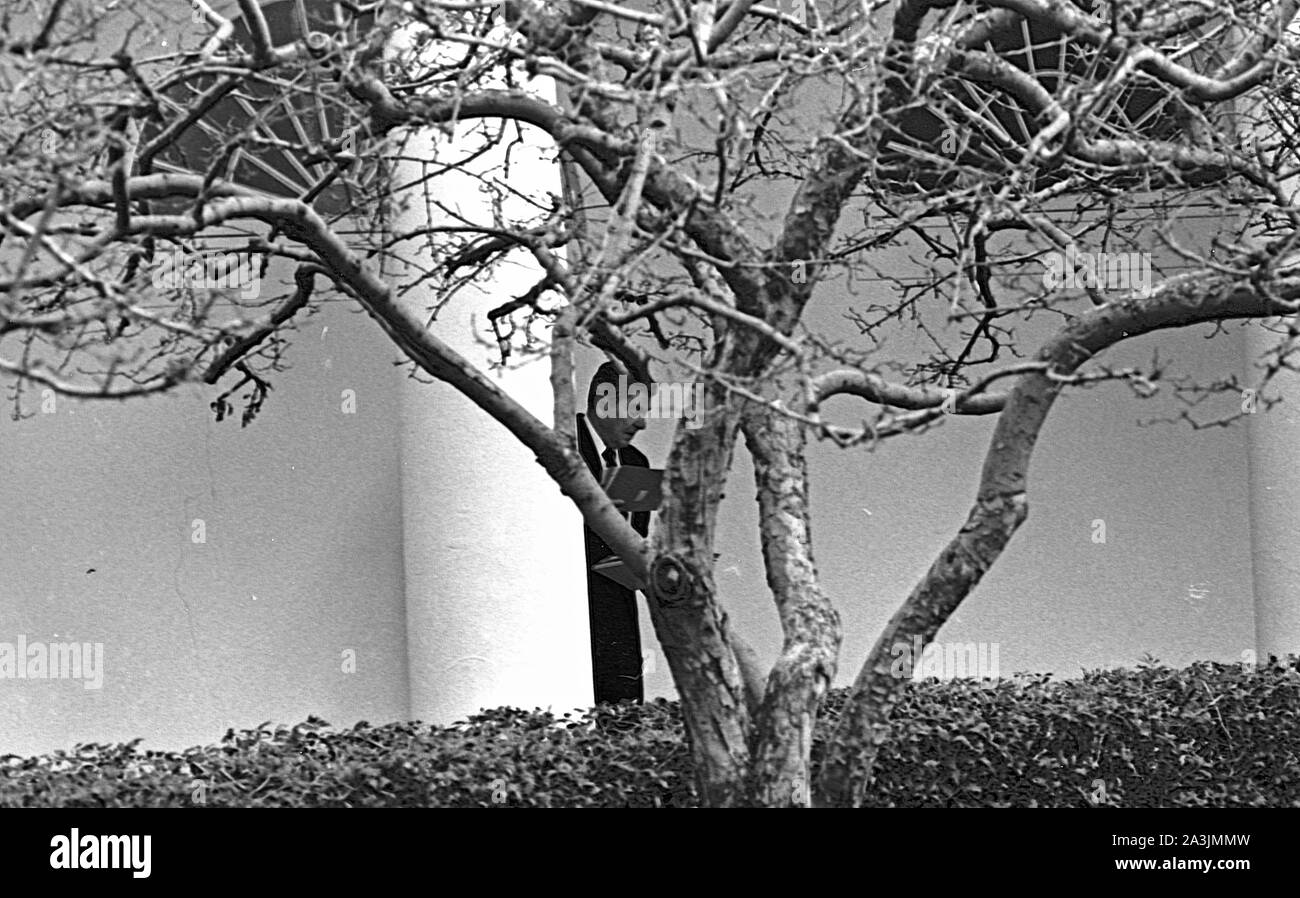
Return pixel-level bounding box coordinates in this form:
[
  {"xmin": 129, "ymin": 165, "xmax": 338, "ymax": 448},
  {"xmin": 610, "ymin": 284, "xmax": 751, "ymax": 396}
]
[{"xmin": 0, "ymin": 2, "xmax": 1296, "ymax": 759}]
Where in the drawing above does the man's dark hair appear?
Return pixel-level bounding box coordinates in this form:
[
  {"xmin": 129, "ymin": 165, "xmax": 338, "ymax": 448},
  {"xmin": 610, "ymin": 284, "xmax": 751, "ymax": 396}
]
[{"xmin": 586, "ymin": 361, "xmax": 646, "ymax": 411}]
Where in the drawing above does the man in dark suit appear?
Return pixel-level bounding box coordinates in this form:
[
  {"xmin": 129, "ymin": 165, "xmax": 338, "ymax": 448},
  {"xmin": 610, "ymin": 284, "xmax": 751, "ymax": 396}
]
[{"xmin": 577, "ymin": 362, "xmax": 651, "ymax": 704}]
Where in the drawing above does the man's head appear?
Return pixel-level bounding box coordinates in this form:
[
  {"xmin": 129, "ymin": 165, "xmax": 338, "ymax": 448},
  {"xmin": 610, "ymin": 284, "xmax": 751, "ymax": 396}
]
[{"xmin": 587, "ymin": 361, "xmax": 648, "ymax": 449}]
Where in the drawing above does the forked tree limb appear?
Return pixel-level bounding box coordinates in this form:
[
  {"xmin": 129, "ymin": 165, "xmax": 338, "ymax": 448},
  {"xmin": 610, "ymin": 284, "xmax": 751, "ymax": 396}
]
[{"xmin": 818, "ymin": 270, "xmax": 1299, "ymax": 807}]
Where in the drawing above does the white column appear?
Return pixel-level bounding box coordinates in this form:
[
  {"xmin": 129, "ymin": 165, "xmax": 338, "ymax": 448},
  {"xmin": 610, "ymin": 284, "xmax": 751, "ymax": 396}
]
[
  {"xmin": 1241, "ymin": 41, "xmax": 1300, "ymax": 662},
  {"xmin": 393, "ymin": 26, "xmax": 592, "ymax": 722},
  {"xmin": 1244, "ymin": 323, "xmax": 1300, "ymax": 661}
]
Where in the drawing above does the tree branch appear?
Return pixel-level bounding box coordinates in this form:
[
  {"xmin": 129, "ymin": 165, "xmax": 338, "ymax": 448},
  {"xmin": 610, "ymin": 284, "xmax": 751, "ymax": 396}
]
[{"xmin": 818, "ymin": 267, "xmax": 1300, "ymax": 807}]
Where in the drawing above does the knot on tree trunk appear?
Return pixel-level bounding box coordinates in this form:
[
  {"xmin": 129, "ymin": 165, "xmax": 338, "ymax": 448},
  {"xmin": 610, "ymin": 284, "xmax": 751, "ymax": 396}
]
[{"xmin": 649, "ymin": 553, "xmax": 694, "ymax": 607}]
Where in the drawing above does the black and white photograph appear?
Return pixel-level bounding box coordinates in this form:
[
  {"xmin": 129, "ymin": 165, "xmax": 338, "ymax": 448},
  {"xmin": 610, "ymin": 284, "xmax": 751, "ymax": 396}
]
[{"xmin": 0, "ymin": 0, "xmax": 1297, "ymax": 857}]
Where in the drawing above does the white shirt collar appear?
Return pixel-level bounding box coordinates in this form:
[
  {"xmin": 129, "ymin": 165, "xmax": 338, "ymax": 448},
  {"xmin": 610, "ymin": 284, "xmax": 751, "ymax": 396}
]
[{"xmin": 583, "ymin": 413, "xmax": 619, "ymax": 459}]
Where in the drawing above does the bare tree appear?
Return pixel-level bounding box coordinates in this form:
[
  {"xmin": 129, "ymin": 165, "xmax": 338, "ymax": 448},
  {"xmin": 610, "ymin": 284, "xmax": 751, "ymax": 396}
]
[{"xmin": 3, "ymin": 0, "xmax": 1299, "ymax": 806}]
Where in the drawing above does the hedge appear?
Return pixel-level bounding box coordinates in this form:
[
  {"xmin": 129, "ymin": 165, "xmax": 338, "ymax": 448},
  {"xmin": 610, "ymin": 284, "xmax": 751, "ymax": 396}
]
[{"xmin": 2, "ymin": 658, "xmax": 1297, "ymax": 807}]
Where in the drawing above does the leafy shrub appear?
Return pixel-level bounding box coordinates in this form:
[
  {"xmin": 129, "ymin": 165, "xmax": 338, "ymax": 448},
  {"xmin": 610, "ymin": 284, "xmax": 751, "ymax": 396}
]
[
  {"xmin": 2, "ymin": 659, "xmax": 1297, "ymax": 807},
  {"xmin": 831, "ymin": 657, "xmax": 1300, "ymax": 807}
]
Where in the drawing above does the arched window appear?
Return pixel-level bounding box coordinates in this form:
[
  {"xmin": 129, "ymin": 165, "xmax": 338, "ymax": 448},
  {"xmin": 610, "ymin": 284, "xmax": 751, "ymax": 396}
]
[
  {"xmin": 149, "ymin": 0, "xmax": 376, "ymax": 216},
  {"xmin": 877, "ymin": 0, "xmax": 1223, "ymax": 193}
]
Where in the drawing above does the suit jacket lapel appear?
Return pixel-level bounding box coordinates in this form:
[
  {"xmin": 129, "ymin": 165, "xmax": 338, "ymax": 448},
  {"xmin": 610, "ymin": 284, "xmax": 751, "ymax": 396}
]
[{"xmin": 576, "ymin": 413, "xmax": 651, "ymax": 538}]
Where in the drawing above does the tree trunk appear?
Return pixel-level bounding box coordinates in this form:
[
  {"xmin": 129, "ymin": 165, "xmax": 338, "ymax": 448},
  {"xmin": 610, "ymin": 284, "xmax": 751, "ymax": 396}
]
[
  {"xmin": 645, "ymin": 386, "xmax": 753, "ymax": 806},
  {"xmin": 742, "ymin": 401, "xmax": 840, "ymax": 807}
]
